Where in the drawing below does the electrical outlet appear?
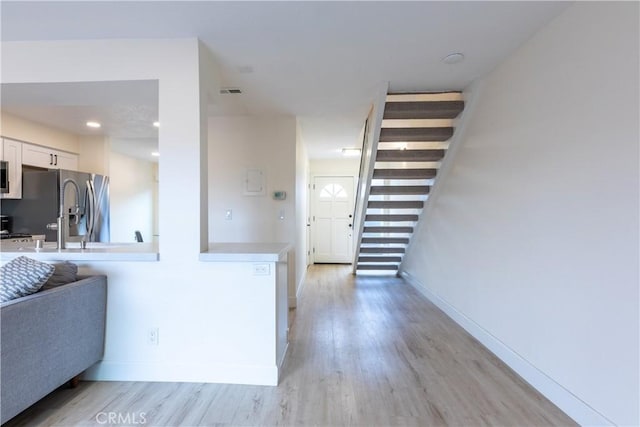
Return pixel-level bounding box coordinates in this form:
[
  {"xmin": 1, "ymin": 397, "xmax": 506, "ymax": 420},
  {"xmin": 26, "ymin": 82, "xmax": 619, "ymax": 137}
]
[
  {"xmin": 252, "ymin": 263, "xmax": 270, "ymax": 276},
  {"xmin": 147, "ymin": 327, "xmax": 159, "ymax": 345}
]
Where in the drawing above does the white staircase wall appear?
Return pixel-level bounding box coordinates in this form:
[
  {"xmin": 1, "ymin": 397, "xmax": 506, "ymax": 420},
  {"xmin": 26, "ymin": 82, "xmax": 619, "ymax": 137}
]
[{"xmin": 401, "ymin": 2, "xmax": 638, "ymax": 426}]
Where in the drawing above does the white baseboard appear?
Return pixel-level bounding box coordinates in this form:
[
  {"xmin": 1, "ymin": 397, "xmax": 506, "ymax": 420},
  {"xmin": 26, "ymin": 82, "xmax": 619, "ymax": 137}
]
[
  {"xmin": 277, "ymin": 342, "xmax": 289, "ymax": 383},
  {"xmin": 288, "ymin": 267, "xmax": 309, "ymax": 308},
  {"xmin": 84, "ymin": 361, "xmax": 279, "ymax": 386},
  {"xmin": 296, "ymin": 268, "xmax": 308, "ymax": 300},
  {"xmin": 400, "ymin": 271, "xmax": 613, "ymax": 427}
]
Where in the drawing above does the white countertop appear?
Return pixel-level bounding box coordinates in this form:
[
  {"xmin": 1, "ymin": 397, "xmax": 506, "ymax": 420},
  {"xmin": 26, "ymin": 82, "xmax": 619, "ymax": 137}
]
[
  {"xmin": 199, "ymin": 242, "xmax": 291, "ymax": 262},
  {"xmin": 0, "ymin": 241, "xmax": 159, "ymax": 262}
]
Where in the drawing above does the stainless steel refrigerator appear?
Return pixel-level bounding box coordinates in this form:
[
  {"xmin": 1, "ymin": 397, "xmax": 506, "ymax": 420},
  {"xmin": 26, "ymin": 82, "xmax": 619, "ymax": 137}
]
[{"xmin": 3, "ymin": 168, "xmax": 110, "ymax": 242}]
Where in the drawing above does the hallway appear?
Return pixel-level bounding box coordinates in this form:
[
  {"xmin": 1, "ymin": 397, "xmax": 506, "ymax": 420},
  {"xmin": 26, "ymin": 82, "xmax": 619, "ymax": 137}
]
[{"xmin": 7, "ymin": 265, "xmax": 575, "ymax": 426}]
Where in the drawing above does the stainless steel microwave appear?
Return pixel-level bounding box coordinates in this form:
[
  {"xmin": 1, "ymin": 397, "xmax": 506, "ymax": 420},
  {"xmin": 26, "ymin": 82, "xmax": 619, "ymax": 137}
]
[{"xmin": 0, "ymin": 160, "xmax": 9, "ymax": 193}]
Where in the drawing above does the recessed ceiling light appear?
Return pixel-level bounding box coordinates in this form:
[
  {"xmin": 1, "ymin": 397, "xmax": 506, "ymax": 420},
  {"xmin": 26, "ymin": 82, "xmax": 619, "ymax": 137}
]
[
  {"xmin": 153, "ymin": 121, "xmax": 160, "ymax": 127},
  {"xmin": 86, "ymin": 121, "xmax": 101, "ymax": 128},
  {"xmin": 442, "ymin": 53, "xmax": 465, "ymax": 65},
  {"xmin": 342, "ymin": 148, "xmax": 361, "ymax": 157},
  {"xmin": 151, "ymin": 152, "xmax": 160, "ymax": 157}
]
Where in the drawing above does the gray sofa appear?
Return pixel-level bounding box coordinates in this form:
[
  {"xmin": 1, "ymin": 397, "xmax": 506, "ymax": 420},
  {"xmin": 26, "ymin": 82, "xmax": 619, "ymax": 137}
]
[{"xmin": 0, "ymin": 275, "xmax": 107, "ymax": 424}]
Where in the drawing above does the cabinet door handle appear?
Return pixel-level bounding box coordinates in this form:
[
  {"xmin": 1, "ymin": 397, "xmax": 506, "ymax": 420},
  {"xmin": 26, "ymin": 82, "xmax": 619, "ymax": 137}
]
[
  {"xmin": 50, "ymin": 154, "xmax": 53, "ymax": 165},
  {"xmin": 54, "ymin": 154, "xmax": 58, "ymax": 166}
]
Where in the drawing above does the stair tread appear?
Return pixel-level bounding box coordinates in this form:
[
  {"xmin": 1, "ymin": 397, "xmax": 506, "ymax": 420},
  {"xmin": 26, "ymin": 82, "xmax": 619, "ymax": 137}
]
[
  {"xmin": 384, "ymin": 100, "xmax": 465, "ymax": 120},
  {"xmin": 379, "ymin": 127, "xmax": 453, "ymax": 142},
  {"xmin": 365, "ymin": 214, "xmax": 419, "ymax": 222},
  {"xmin": 358, "ymin": 256, "xmax": 403, "ymax": 263},
  {"xmin": 356, "ymin": 264, "xmax": 399, "ymax": 270},
  {"xmin": 376, "ymin": 149, "xmax": 445, "ymax": 162},
  {"xmin": 370, "ymin": 186, "xmax": 430, "ymax": 195},
  {"xmin": 362, "ymin": 237, "xmax": 410, "ymax": 244},
  {"xmin": 373, "ymin": 168, "xmax": 437, "ymax": 179},
  {"xmin": 359, "ymin": 247, "xmax": 406, "ymax": 254},
  {"xmin": 368, "ymin": 200, "xmax": 424, "ymax": 209}
]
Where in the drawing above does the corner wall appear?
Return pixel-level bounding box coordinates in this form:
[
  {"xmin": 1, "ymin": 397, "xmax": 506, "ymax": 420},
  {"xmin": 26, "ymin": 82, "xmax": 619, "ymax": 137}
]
[
  {"xmin": 401, "ymin": 3, "xmax": 639, "ymax": 425},
  {"xmin": 207, "ymin": 115, "xmax": 297, "ymax": 305},
  {"xmin": 0, "ymin": 111, "xmax": 80, "ymax": 153},
  {"xmin": 109, "ymin": 151, "xmax": 156, "ymax": 243},
  {"xmin": 295, "ymin": 119, "xmax": 310, "ymax": 302}
]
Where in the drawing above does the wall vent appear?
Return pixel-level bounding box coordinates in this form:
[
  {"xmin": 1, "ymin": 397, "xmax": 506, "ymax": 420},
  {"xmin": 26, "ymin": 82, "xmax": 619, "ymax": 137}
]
[{"xmin": 220, "ymin": 88, "xmax": 242, "ymax": 94}]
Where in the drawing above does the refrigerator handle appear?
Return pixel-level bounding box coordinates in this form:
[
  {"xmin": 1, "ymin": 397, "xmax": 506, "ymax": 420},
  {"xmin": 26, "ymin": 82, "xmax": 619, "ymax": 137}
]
[
  {"xmin": 86, "ymin": 180, "xmax": 96, "ymax": 240},
  {"xmin": 94, "ymin": 176, "xmax": 108, "ymax": 238}
]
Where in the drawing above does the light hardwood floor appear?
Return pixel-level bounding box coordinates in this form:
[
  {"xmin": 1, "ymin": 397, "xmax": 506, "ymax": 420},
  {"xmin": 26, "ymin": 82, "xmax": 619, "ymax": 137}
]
[{"xmin": 7, "ymin": 265, "xmax": 576, "ymax": 426}]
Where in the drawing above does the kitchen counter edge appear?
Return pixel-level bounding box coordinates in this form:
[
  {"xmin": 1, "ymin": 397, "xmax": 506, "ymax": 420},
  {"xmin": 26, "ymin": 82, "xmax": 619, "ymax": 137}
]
[
  {"xmin": 0, "ymin": 243, "xmax": 159, "ymax": 262},
  {"xmin": 199, "ymin": 242, "xmax": 291, "ymax": 262}
]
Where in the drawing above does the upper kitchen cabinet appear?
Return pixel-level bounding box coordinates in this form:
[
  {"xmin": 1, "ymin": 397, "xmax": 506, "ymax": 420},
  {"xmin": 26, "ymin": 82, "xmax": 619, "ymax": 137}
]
[
  {"xmin": 0, "ymin": 137, "xmax": 23, "ymax": 199},
  {"xmin": 22, "ymin": 142, "xmax": 78, "ymax": 170}
]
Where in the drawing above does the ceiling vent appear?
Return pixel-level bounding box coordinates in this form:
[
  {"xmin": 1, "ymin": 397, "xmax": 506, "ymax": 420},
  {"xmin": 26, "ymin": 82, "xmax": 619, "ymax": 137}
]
[{"xmin": 220, "ymin": 88, "xmax": 242, "ymax": 94}]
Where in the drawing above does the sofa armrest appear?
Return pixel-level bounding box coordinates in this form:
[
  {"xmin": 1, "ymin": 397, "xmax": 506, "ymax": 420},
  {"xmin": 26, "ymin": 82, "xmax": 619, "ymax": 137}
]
[{"xmin": 0, "ymin": 275, "xmax": 107, "ymax": 424}]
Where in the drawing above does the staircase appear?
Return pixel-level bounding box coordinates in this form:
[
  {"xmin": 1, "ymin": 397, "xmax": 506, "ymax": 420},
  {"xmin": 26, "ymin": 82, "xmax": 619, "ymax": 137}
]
[{"xmin": 354, "ymin": 92, "xmax": 464, "ymax": 273}]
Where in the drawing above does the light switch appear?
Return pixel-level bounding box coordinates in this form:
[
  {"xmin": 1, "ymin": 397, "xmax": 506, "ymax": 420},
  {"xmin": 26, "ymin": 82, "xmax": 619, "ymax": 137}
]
[
  {"xmin": 279, "ymin": 209, "xmax": 285, "ymax": 220},
  {"xmin": 225, "ymin": 209, "xmax": 233, "ymax": 220}
]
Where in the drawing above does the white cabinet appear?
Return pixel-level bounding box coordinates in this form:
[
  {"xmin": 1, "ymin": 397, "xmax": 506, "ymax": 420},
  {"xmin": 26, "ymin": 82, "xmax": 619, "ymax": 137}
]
[
  {"xmin": 0, "ymin": 138, "xmax": 23, "ymax": 199},
  {"xmin": 22, "ymin": 143, "xmax": 78, "ymax": 170}
]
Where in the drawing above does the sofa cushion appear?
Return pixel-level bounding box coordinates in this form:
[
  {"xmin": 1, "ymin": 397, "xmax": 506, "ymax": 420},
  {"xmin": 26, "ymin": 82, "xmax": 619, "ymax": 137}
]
[
  {"xmin": 0, "ymin": 256, "xmax": 55, "ymax": 302},
  {"xmin": 42, "ymin": 261, "xmax": 78, "ymax": 290}
]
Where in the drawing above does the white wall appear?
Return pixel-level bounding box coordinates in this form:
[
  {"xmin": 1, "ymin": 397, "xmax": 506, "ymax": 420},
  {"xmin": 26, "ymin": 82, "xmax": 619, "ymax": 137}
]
[
  {"xmin": 401, "ymin": 3, "xmax": 639, "ymax": 426},
  {"xmin": 109, "ymin": 150, "xmax": 156, "ymax": 243},
  {"xmin": 310, "ymin": 158, "xmax": 360, "ymax": 177},
  {"xmin": 0, "ymin": 111, "xmax": 80, "ymax": 153},
  {"xmin": 0, "ymin": 39, "xmax": 275, "ymax": 384},
  {"xmin": 295, "ymin": 119, "xmax": 310, "ymax": 301},
  {"xmin": 78, "ymin": 135, "xmax": 109, "ymax": 175},
  {"xmin": 207, "ymin": 116, "xmax": 296, "ymax": 243},
  {"xmin": 208, "ymin": 115, "xmax": 297, "ymax": 305}
]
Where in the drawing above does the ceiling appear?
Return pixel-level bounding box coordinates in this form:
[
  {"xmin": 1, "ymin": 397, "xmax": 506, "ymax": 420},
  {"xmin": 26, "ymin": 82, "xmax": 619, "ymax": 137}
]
[{"xmin": 0, "ymin": 1, "xmax": 571, "ymax": 159}]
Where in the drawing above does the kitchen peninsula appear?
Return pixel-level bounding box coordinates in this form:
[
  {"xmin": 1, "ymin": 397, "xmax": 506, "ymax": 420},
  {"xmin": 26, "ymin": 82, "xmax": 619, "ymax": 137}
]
[
  {"xmin": 0, "ymin": 241, "xmax": 290, "ymax": 386},
  {"xmin": 0, "ymin": 242, "xmax": 159, "ymax": 262},
  {"xmin": 2, "ymin": 37, "xmax": 295, "ymax": 389}
]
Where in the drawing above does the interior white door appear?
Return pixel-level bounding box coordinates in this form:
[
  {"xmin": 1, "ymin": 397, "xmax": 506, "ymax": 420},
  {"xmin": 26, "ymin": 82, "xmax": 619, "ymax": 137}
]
[{"xmin": 312, "ymin": 176, "xmax": 355, "ymax": 263}]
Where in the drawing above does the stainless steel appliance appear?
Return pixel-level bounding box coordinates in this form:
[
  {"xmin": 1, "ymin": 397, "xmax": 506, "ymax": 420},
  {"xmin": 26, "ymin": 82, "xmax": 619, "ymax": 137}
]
[
  {"xmin": 1, "ymin": 169, "xmax": 110, "ymax": 243},
  {"xmin": 0, "ymin": 160, "xmax": 9, "ymax": 193},
  {"xmin": 0, "ymin": 214, "xmax": 11, "ymax": 234}
]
